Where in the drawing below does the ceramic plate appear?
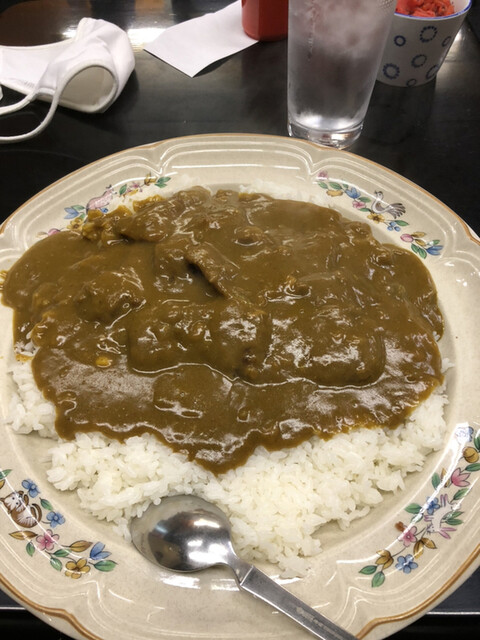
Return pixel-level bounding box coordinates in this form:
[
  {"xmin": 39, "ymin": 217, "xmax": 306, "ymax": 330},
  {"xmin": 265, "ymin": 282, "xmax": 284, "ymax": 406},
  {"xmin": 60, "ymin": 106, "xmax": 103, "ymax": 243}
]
[{"xmin": 0, "ymin": 134, "xmax": 479, "ymax": 640}]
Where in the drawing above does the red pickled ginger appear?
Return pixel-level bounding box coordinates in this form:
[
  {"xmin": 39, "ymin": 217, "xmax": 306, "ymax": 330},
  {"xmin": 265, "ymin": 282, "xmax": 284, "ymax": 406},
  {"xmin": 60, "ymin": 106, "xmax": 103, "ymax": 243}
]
[{"xmin": 396, "ymin": 0, "xmax": 456, "ymax": 16}]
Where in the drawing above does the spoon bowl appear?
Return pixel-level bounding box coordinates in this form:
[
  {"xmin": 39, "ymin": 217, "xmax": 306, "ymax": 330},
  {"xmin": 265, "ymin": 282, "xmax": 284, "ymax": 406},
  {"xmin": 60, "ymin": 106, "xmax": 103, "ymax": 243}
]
[
  {"xmin": 130, "ymin": 494, "xmax": 357, "ymax": 640},
  {"xmin": 130, "ymin": 494, "xmax": 235, "ymax": 572}
]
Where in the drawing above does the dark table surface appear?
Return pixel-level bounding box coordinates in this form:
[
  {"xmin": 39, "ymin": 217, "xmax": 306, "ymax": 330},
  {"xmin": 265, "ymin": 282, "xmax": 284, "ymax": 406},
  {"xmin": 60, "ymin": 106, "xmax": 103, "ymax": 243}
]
[{"xmin": 0, "ymin": 1, "xmax": 479, "ymax": 638}]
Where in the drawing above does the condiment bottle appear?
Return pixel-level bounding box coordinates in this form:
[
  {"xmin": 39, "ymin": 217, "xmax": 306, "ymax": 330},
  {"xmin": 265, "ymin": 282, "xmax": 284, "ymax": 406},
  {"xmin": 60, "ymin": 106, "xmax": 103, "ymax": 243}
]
[{"xmin": 241, "ymin": 0, "xmax": 288, "ymax": 41}]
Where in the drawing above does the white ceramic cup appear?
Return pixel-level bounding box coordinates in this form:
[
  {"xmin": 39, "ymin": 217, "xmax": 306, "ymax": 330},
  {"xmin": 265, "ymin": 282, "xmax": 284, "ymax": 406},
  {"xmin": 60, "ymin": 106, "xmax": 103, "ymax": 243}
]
[{"xmin": 377, "ymin": 0, "xmax": 472, "ymax": 86}]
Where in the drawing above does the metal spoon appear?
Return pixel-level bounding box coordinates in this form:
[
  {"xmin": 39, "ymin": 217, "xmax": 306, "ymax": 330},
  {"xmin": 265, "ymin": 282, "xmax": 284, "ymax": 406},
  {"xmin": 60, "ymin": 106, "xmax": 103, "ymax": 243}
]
[{"xmin": 130, "ymin": 494, "xmax": 357, "ymax": 640}]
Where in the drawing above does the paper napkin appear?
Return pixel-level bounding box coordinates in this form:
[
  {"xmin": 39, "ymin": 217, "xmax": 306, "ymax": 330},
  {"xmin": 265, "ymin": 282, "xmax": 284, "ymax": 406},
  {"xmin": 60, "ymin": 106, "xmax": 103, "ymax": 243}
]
[{"xmin": 144, "ymin": 1, "xmax": 257, "ymax": 77}]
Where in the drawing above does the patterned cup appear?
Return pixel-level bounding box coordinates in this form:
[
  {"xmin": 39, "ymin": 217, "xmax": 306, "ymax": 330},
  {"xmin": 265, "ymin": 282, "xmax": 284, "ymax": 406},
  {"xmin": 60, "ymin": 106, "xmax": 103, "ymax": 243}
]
[{"xmin": 377, "ymin": 0, "xmax": 472, "ymax": 86}]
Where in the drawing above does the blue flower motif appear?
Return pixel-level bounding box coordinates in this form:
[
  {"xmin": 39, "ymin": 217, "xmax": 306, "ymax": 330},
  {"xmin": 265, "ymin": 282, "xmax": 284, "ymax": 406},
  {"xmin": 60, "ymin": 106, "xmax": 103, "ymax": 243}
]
[
  {"xmin": 426, "ymin": 244, "xmax": 443, "ymax": 256},
  {"xmin": 345, "ymin": 187, "xmax": 361, "ymax": 199},
  {"xmin": 387, "ymin": 221, "xmax": 401, "ymax": 232},
  {"xmin": 396, "ymin": 554, "xmax": 418, "ymax": 574},
  {"xmin": 425, "ymin": 496, "xmax": 440, "ymax": 515},
  {"xmin": 455, "ymin": 425, "xmax": 474, "ymax": 444},
  {"xmin": 21, "ymin": 479, "xmax": 40, "ymax": 498},
  {"xmin": 90, "ymin": 542, "xmax": 111, "ymax": 561},
  {"xmin": 64, "ymin": 207, "xmax": 81, "ymax": 219},
  {"xmin": 46, "ymin": 511, "xmax": 65, "ymax": 528}
]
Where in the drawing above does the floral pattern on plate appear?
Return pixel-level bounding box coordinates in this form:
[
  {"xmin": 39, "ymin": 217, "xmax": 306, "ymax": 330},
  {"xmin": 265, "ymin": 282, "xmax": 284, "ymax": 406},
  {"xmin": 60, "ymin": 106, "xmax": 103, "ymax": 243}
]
[
  {"xmin": 0, "ymin": 470, "xmax": 117, "ymax": 578},
  {"xmin": 316, "ymin": 171, "xmax": 443, "ymax": 258},
  {"xmin": 360, "ymin": 425, "xmax": 480, "ymax": 587},
  {"xmin": 40, "ymin": 174, "xmax": 172, "ymax": 236}
]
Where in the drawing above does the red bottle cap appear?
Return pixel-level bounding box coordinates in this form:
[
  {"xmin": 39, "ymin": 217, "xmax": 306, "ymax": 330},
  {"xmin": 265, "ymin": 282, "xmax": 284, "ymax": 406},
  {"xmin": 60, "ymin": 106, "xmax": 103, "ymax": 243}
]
[{"xmin": 241, "ymin": 0, "xmax": 288, "ymax": 42}]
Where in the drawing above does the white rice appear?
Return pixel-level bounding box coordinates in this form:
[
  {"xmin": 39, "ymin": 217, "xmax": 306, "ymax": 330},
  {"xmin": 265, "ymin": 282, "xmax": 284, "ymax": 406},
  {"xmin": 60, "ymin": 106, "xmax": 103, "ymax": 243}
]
[{"xmin": 6, "ymin": 355, "xmax": 449, "ymax": 577}]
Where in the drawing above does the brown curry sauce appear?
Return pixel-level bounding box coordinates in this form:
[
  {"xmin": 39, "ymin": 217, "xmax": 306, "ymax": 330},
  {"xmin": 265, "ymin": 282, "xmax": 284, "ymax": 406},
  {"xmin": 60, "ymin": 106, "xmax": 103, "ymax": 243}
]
[{"xmin": 2, "ymin": 188, "xmax": 444, "ymax": 474}]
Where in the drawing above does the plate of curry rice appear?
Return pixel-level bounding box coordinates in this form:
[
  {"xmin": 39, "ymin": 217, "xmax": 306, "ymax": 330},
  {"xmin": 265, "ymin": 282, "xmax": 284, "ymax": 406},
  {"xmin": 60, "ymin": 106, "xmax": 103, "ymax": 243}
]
[{"xmin": 0, "ymin": 134, "xmax": 479, "ymax": 640}]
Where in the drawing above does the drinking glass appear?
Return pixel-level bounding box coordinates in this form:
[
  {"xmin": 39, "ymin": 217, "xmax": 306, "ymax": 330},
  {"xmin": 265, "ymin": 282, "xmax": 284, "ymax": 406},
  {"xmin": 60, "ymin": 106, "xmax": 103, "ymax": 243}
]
[{"xmin": 287, "ymin": 0, "xmax": 396, "ymax": 149}]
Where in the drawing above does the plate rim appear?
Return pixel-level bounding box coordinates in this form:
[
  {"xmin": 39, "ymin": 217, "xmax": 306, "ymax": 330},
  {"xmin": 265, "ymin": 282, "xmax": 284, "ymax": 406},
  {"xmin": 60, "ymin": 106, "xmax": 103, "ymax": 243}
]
[
  {"xmin": 1, "ymin": 132, "xmax": 479, "ymax": 640},
  {"xmin": 1, "ymin": 133, "xmax": 479, "ymax": 248}
]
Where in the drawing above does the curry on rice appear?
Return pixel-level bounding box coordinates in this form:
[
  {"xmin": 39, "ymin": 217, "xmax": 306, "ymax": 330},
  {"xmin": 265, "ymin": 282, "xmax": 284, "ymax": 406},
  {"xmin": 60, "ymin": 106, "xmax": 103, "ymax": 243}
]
[{"xmin": 2, "ymin": 188, "xmax": 444, "ymax": 474}]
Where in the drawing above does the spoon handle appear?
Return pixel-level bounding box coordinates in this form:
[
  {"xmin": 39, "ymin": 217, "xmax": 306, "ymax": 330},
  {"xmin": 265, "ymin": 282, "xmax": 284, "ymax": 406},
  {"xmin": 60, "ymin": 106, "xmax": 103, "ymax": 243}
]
[{"xmin": 237, "ymin": 564, "xmax": 357, "ymax": 640}]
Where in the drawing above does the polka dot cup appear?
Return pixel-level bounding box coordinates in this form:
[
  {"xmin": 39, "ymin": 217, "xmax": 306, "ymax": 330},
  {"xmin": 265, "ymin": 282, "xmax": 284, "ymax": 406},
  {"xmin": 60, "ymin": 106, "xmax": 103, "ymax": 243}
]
[{"xmin": 377, "ymin": 0, "xmax": 472, "ymax": 86}]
